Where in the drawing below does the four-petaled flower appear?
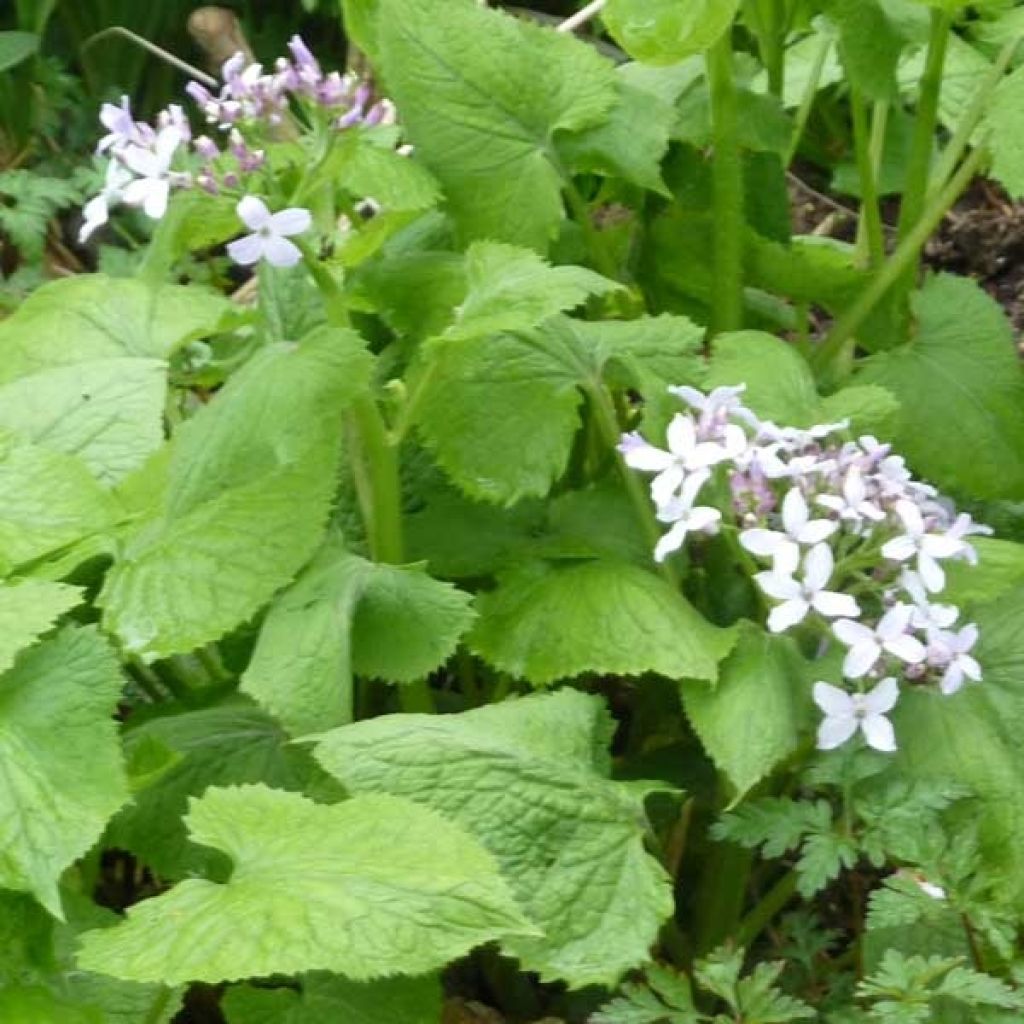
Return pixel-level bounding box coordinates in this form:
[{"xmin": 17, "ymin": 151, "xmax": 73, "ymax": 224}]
[
  {"xmin": 816, "ymin": 467, "xmax": 884, "ymax": 527},
  {"xmin": 755, "ymin": 543, "xmax": 860, "ymax": 633},
  {"xmin": 619, "ymin": 414, "xmax": 742, "ymax": 508},
  {"xmin": 120, "ymin": 126, "xmax": 183, "ymax": 219},
  {"xmin": 97, "ymin": 95, "xmax": 143, "ymax": 153},
  {"xmin": 740, "ymin": 487, "xmax": 836, "ymax": 564},
  {"xmin": 813, "ymin": 677, "xmax": 900, "ymax": 752},
  {"xmin": 881, "ymin": 500, "xmax": 963, "ymax": 592},
  {"xmin": 227, "ymin": 195, "xmax": 312, "ymax": 268},
  {"xmin": 653, "ymin": 472, "xmax": 721, "ymax": 563},
  {"xmin": 928, "ymin": 624, "xmax": 982, "ymax": 695},
  {"xmin": 832, "ymin": 604, "xmax": 926, "ymax": 678},
  {"xmin": 79, "ymin": 160, "xmax": 134, "ymax": 243}
]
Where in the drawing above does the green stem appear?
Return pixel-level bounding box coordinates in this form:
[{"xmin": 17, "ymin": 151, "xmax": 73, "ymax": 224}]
[
  {"xmin": 811, "ymin": 145, "xmax": 985, "ymax": 378},
  {"xmin": 850, "ymin": 86, "xmax": 885, "ymax": 269},
  {"xmin": 128, "ymin": 658, "xmax": 166, "ymax": 703},
  {"xmin": 928, "ymin": 32, "xmax": 1024, "ymax": 199},
  {"xmin": 784, "ymin": 33, "xmax": 832, "ymax": 167},
  {"xmin": 350, "ymin": 394, "xmax": 404, "ymax": 564},
  {"xmin": 894, "ymin": 9, "xmax": 953, "ymax": 288},
  {"xmin": 142, "ymin": 989, "xmax": 174, "ymax": 1024},
  {"xmin": 586, "ymin": 382, "xmax": 681, "ymax": 589},
  {"xmin": 706, "ymin": 30, "xmax": 745, "ymax": 335},
  {"xmin": 561, "ymin": 173, "xmax": 619, "ymax": 281},
  {"xmin": 735, "ymin": 871, "xmax": 798, "ymax": 947},
  {"xmin": 695, "ymin": 838, "xmax": 754, "ymax": 953}
]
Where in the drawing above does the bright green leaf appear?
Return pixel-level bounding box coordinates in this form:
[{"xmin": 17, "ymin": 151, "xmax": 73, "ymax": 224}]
[
  {"xmin": 78, "ymin": 785, "xmax": 533, "ymax": 984},
  {"xmin": 683, "ymin": 624, "xmax": 811, "ymax": 800},
  {"xmin": 826, "ymin": 0, "xmax": 906, "ymax": 101},
  {"xmin": 944, "ymin": 538, "xmax": 1024, "ymax": 608},
  {"xmin": 377, "ymin": 0, "xmax": 615, "ymax": 248},
  {"xmin": 0, "ymin": 578, "xmax": 81, "ymax": 676},
  {"xmin": 603, "ymin": 0, "xmax": 740, "ymax": 65},
  {"xmin": 0, "ymin": 32, "xmax": 39, "ymax": 72},
  {"xmin": 335, "ymin": 139, "xmax": 441, "ymax": 211},
  {"xmin": 857, "ymin": 275, "xmax": 1024, "ymax": 500},
  {"xmin": 0, "ymin": 627, "xmax": 127, "ymax": 916},
  {"xmin": 314, "ymin": 689, "xmax": 673, "ymax": 986},
  {"xmin": 469, "ymin": 560, "xmax": 734, "ymax": 685},
  {"xmin": 986, "ymin": 64, "xmax": 1024, "ymax": 199}
]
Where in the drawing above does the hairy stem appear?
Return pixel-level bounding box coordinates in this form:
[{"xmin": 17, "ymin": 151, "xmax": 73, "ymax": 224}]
[{"xmin": 706, "ymin": 30, "xmax": 745, "ymax": 334}]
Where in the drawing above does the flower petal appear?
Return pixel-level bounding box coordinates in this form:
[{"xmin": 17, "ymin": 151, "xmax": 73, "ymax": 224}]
[
  {"xmin": 864, "ymin": 676, "xmax": 900, "ymax": 714},
  {"xmin": 814, "ymin": 681, "xmax": 853, "ymax": 716},
  {"xmin": 843, "ymin": 640, "xmax": 880, "ymax": 679},
  {"xmin": 269, "ymin": 206, "xmax": 313, "ymax": 236},
  {"xmin": 894, "ymin": 499, "xmax": 924, "ymax": 537},
  {"xmin": 666, "ymin": 415, "xmax": 696, "ymax": 459},
  {"xmin": 812, "ymin": 590, "xmax": 861, "ymax": 619},
  {"xmin": 650, "ymin": 465, "xmax": 685, "ymax": 509},
  {"xmin": 833, "ymin": 618, "xmax": 873, "ymax": 646},
  {"xmin": 877, "ymin": 603, "xmax": 914, "ymax": 640},
  {"xmin": 797, "ymin": 519, "xmax": 837, "ymax": 545},
  {"xmin": 262, "ymin": 233, "xmax": 303, "ymax": 268},
  {"xmin": 881, "ymin": 536, "xmax": 917, "ymax": 562},
  {"xmin": 755, "ymin": 572, "xmax": 802, "ymax": 602},
  {"xmin": 917, "ymin": 552, "xmax": 946, "ymax": 593},
  {"xmin": 140, "ymin": 179, "xmax": 170, "ymax": 219},
  {"xmin": 884, "ymin": 633, "xmax": 926, "ymax": 665},
  {"xmin": 922, "ymin": 533, "xmax": 964, "ymax": 560},
  {"xmin": 687, "ymin": 507, "xmax": 721, "ymax": 533},
  {"xmin": 861, "ymin": 713, "xmax": 896, "ymax": 752},
  {"xmin": 803, "ymin": 543, "xmax": 834, "ymax": 593},
  {"xmin": 654, "ymin": 521, "xmax": 688, "ymax": 563},
  {"xmin": 619, "ymin": 438, "xmax": 674, "ymax": 473},
  {"xmin": 781, "ymin": 487, "xmax": 808, "ymax": 536},
  {"xmin": 767, "ymin": 598, "xmax": 809, "ymax": 633},
  {"xmin": 236, "ymin": 194, "xmax": 271, "ymax": 231},
  {"xmin": 817, "ymin": 714, "xmax": 858, "ymax": 751},
  {"xmin": 226, "ymin": 232, "xmax": 265, "ymax": 266},
  {"xmin": 739, "ymin": 529, "xmax": 785, "ymax": 559}
]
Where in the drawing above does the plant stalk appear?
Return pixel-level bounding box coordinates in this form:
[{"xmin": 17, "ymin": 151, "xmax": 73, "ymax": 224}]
[
  {"xmin": 850, "ymin": 86, "xmax": 885, "ymax": 268},
  {"xmin": 784, "ymin": 33, "xmax": 832, "ymax": 167},
  {"xmin": 811, "ymin": 145, "xmax": 985, "ymax": 378},
  {"xmin": 735, "ymin": 870, "xmax": 798, "ymax": 947},
  {"xmin": 706, "ymin": 30, "xmax": 745, "ymax": 335}
]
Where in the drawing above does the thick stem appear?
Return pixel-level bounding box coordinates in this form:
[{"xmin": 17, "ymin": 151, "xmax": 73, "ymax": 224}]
[
  {"xmin": 811, "ymin": 145, "xmax": 985, "ymax": 378},
  {"xmin": 706, "ymin": 31, "xmax": 745, "ymax": 335},
  {"xmin": 350, "ymin": 394, "xmax": 404, "ymax": 564},
  {"xmin": 850, "ymin": 86, "xmax": 885, "ymax": 269},
  {"xmin": 586, "ymin": 382, "xmax": 681, "ymax": 589},
  {"xmin": 894, "ymin": 9, "xmax": 953, "ymax": 287}
]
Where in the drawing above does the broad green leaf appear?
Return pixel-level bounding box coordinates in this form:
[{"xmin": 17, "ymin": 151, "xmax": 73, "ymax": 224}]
[
  {"xmin": 0, "ymin": 435, "xmax": 116, "ymax": 572},
  {"xmin": 944, "ymin": 538, "xmax": 1024, "ymax": 608},
  {"xmin": 417, "ymin": 328, "xmax": 587, "ymax": 503},
  {"xmin": 826, "ymin": 0, "xmax": 906, "ymax": 101},
  {"xmin": 0, "ymin": 275, "xmax": 236, "ymax": 379},
  {"xmin": 469, "ymin": 560, "xmax": 734, "ymax": 685},
  {"xmin": 0, "ymin": 987, "xmax": 103, "ymax": 1024},
  {"xmin": 0, "ymin": 31, "xmax": 39, "ymax": 72},
  {"xmin": 603, "ymin": 0, "xmax": 740, "ymax": 64},
  {"xmin": 78, "ymin": 784, "xmax": 533, "ymax": 984},
  {"xmin": 818, "ymin": 384, "xmax": 900, "ymax": 435},
  {"xmin": 986, "ymin": 64, "xmax": 1024, "ymax": 199},
  {"xmin": 107, "ymin": 699, "xmax": 322, "ymax": 880},
  {"xmin": 243, "ymin": 543, "xmax": 475, "ymax": 735},
  {"xmin": 0, "ymin": 627, "xmax": 127, "ymax": 916},
  {"xmin": 335, "ymin": 139, "xmax": 441, "ymax": 211},
  {"xmin": 557, "ymin": 78, "xmax": 674, "ymax": 195},
  {"xmin": 99, "ymin": 330, "xmax": 371, "ymax": 657},
  {"xmin": 377, "ymin": 0, "xmax": 615, "ymax": 248},
  {"xmin": 683, "ymin": 624, "xmax": 811, "ymax": 801},
  {"xmin": 0, "ymin": 358, "xmax": 166, "ymax": 485},
  {"xmin": 0, "ymin": 579, "xmax": 81, "ymax": 675},
  {"xmin": 857, "ymin": 275, "xmax": 1024, "ymax": 500},
  {"xmin": 223, "ymin": 974, "xmax": 443, "ymax": 1024},
  {"xmin": 314, "ymin": 690, "xmax": 674, "ymax": 986},
  {"xmin": 896, "ymin": 584, "xmax": 1024, "ymax": 909},
  {"xmin": 900, "ymin": 32, "xmax": 993, "ymax": 134},
  {"xmin": 445, "ymin": 241, "xmax": 618, "ymax": 341}
]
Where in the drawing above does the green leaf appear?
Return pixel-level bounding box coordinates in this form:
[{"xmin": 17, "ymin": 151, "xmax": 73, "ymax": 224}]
[
  {"xmin": 469, "ymin": 560, "xmax": 734, "ymax": 685},
  {"xmin": 335, "ymin": 139, "xmax": 441, "ymax": 211},
  {"xmin": 592, "ymin": 964, "xmax": 700, "ymax": 1023},
  {"xmin": 99, "ymin": 329, "xmax": 371, "ymax": 657},
  {"xmin": 77, "ymin": 785, "xmax": 533, "ymax": 984},
  {"xmin": 944, "ymin": 538, "xmax": 1024, "ymax": 608},
  {"xmin": 986, "ymin": 64, "xmax": 1024, "ymax": 199},
  {"xmin": 556, "ymin": 77, "xmax": 674, "ymax": 195},
  {"xmin": 243, "ymin": 542, "xmax": 475, "ymax": 735},
  {"xmin": 603, "ymin": 0, "xmax": 740, "ymax": 64},
  {"xmin": 314, "ymin": 690, "xmax": 673, "ymax": 987},
  {"xmin": 445, "ymin": 241, "xmax": 619, "ymax": 341},
  {"xmin": 826, "ymin": 0, "xmax": 906, "ymax": 101},
  {"xmin": 683, "ymin": 624, "xmax": 811, "ymax": 801},
  {"xmin": 0, "ymin": 987, "xmax": 103, "ymax": 1024},
  {"xmin": 857, "ymin": 274, "xmax": 1024, "ymax": 500},
  {"xmin": 0, "ymin": 579, "xmax": 81, "ymax": 675},
  {"xmin": 106, "ymin": 699, "xmax": 323, "ymax": 880},
  {"xmin": 0, "ymin": 627, "xmax": 127, "ymax": 916},
  {"xmin": 0, "ymin": 275, "xmax": 236, "ymax": 378},
  {"xmin": 0, "ymin": 434, "xmax": 116, "ymax": 572},
  {"xmin": 895, "ymin": 583, "xmax": 1024, "ymax": 910},
  {"xmin": 223, "ymin": 974, "xmax": 443, "ymax": 1024},
  {"xmin": 819, "ymin": 384, "xmax": 900, "ymax": 436},
  {"xmin": 377, "ymin": 0, "xmax": 616, "ymax": 248},
  {"xmin": 0, "ymin": 31, "xmax": 39, "ymax": 71}
]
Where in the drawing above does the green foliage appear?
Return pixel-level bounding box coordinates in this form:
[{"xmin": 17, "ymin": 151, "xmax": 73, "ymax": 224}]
[
  {"xmin": 0, "ymin": 169, "xmax": 79, "ymax": 260},
  {"xmin": 314, "ymin": 689, "xmax": 673, "ymax": 986},
  {"xmin": 77, "ymin": 785, "xmax": 532, "ymax": 984},
  {"xmin": 0, "ymin": 578, "xmax": 81, "ymax": 674},
  {"xmin": 603, "ymin": 0, "xmax": 741, "ymax": 64}
]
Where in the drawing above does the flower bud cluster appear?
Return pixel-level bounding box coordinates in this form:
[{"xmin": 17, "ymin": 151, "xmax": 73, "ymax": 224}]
[
  {"xmin": 79, "ymin": 35, "xmax": 391, "ymax": 250},
  {"xmin": 620, "ymin": 384, "xmax": 991, "ymax": 754}
]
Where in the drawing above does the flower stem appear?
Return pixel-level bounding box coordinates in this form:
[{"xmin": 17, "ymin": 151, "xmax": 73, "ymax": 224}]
[
  {"xmin": 706, "ymin": 30, "xmax": 745, "ymax": 335},
  {"xmin": 735, "ymin": 870, "xmax": 798, "ymax": 947},
  {"xmin": 811, "ymin": 145, "xmax": 985, "ymax": 379},
  {"xmin": 850, "ymin": 85, "xmax": 885, "ymax": 269}
]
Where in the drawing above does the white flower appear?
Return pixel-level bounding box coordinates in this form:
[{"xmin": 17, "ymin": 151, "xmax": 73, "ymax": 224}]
[
  {"xmin": 816, "ymin": 466, "xmax": 885, "ymax": 527},
  {"xmin": 880, "ymin": 499, "xmax": 963, "ymax": 592},
  {"xmin": 755, "ymin": 543, "xmax": 860, "ymax": 633},
  {"xmin": 619, "ymin": 415, "xmax": 740, "ymax": 509},
  {"xmin": 740, "ymin": 487, "xmax": 837, "ymax": 563},
  {"xmin": 97, "ymin": 95, "xmax": 143, "ymax": 153},
  {"xmin": 946, "ymin": 512, "xmax": 993, "ymax": 565},
  {"xmin": 120, "ymin": 126, "xmax": 183, "ymax": 219},
  {"xmin": 652, "ymin": 472, "xmax": 720, "ymax": 562},
  {"xmin": 79, "ymin": 159, "xmax": 133, "ymax": 243},
  {"xmin": 813, "ymin": 677, "xmax": 899, "ymax": 752},
  {"xmin": 928, "ymin": 623, "xmax": 982, "ymax": 695},
  {"xmin": 832, "ymin": 603, "xmax": 926, "ymax": 678},
  {"xmin": 900, "ymin": 569, "xmax": 958, "ymax": 632},
  {"xmin": 668, "ymin": 384, "xmax": 758, "ymax": 429},
  {"xmin": 226, "ymin": 196, "xmax": 312, "ymax": 268}
]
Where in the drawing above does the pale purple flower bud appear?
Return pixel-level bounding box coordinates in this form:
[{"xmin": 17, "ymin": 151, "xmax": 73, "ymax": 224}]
[
  {"xmin": 288, "ymin": 34, "xmax": 318, "ymax": 71},
  {"xmin": 222, "ymin": 52, "xmax": 246, "ymax": 83},
  {"xmin": 186, "ymin": 81, "xmax": 213, "ymax": 106},
  {"xmin": 223, "ymin": 171, "xmax": 240, "ymax": 189},
  {"xmin": 197, "ymin": 172, "xmax": 219, "ymax": 195},
  {"xmin": 336, "ymin": 105, "xmax": 364, "ymax": 130},
  {"xmin": 318, "ymin": 71, "xmax": 348, "ymax": 106},
  {"xmin": 194, "ymin": 134, "xmax": 219, "ymax": 161}
]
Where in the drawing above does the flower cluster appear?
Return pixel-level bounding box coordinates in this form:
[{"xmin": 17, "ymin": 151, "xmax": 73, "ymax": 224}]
[
  {"xmin": 79, "ymin": 36, "xmax": 392, "ymax": 268},
  {"xmin": 620, "ymin": 385, "xmax": 990, "ymax": 755}
]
